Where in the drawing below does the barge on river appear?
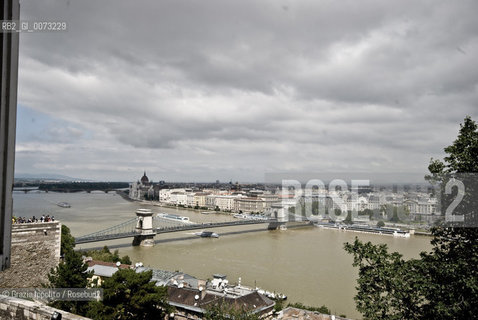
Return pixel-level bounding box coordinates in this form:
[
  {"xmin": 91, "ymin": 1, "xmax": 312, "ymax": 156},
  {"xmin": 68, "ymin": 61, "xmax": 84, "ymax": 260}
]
[{"xmin": 315, "ymin": 222, "xmax": 411, "ymax": 237}]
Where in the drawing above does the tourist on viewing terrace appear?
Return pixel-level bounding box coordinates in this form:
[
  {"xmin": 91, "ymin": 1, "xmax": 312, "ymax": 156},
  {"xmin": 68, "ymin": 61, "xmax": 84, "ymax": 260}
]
[{"xmin": 12, "ymin": 215, "xmax": 54, "ymax": 223}]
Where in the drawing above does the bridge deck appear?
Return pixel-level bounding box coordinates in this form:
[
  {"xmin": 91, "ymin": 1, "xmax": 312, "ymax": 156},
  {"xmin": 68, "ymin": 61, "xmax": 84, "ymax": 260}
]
[{"xmin": 75, "ymin": 219, "xmax": 277, "ymax": 244}]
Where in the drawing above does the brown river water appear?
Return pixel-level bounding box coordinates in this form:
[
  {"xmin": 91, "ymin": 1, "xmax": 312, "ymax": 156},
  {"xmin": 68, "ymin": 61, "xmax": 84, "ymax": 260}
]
[{"xmin": 13, "ymin": 191, "xmax": 433, "ymax": 319}]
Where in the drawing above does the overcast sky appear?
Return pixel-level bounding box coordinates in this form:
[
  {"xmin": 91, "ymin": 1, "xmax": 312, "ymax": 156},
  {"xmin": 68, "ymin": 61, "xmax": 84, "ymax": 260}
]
[{"xmin": 15, "ymin": 0, "xmax": 478, "ymax": 183}]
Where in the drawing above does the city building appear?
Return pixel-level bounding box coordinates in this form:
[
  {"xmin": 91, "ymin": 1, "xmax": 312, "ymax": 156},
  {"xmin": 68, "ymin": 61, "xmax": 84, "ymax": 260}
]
[
  {"xmin": 235, "ymin": 197, "xmax": 266, "ymax": 213},
  {"xmin": 215, "ymin": 195, "xmax": 240, "ymax": 211},
  {"xmin": 167, "ymin": 274, "xmax": 275, "ymax": 319},
  {"xmin": 86, "ymin": 260, "xmax": 132, "ymax": 287},
  {"xmin": 129, "ymin": 171, "xmax": 155, "ymax": 200},
  {"xmin": 193, "ymin": 192, "xmax": 210, "ymax": 207}
]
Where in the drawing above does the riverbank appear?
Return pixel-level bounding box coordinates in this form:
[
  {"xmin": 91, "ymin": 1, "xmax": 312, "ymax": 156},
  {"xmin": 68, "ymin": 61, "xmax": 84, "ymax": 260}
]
[{"xmin": 115, "ymin": 190, "xmax": 135, "ymax": 202}]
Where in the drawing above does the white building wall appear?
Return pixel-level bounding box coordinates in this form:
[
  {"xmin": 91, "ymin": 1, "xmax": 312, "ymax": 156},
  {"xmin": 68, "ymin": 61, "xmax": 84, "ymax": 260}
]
[
  {"xmin": 215, "ymin": 196, "xmax": 238, "ymax": 211},
  {"xmin": 187, "ymin": 193, "xmax": 195, "ymax": 207},
  {"xmin": 206, "ymin": 195, "xmax": 217, "ymax": 209},
  {"xmin": 159, "ymin": 189, "xmax": 171, "ymax": 202}
]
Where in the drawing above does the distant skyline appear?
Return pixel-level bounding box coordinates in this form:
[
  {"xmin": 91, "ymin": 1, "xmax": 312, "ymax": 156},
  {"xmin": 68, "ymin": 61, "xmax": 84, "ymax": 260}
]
[{"xmin": 15, "ymin": 0, "xmax": 478, "ymax": 182}]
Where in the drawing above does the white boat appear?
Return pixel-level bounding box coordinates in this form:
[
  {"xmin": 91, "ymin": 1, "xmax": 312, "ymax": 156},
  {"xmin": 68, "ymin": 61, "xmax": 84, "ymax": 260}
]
[
  {"xmin": 57, "ymin": 202, "xmax": 71, "ymax": 208},
  {"xmin": 393, "ymin": 230, "xmax": 411, "ymax": 238},
  {"xmin": 156, "ymin": 213, "xmax": 191, "ymax": 223},
  {"xmin": 194, "ymin": 231, "xmax": 219, "ymax": 238}
]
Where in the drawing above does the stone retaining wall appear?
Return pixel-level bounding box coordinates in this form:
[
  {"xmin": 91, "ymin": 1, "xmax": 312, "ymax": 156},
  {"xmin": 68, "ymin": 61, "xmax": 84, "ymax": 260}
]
[
  {"xmin": 0, "ymin": 221, "xmax": 61, "ymax": 287},
  {"xmin": 0, "ymin": 294, "xmax": 90, "ymax": 320}
]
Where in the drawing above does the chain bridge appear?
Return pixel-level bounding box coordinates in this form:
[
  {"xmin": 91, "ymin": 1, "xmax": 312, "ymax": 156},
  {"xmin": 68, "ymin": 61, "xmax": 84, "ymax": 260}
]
[{"xmin": 75, "ymin": 209, "xmax": 278, "ymax": 246}]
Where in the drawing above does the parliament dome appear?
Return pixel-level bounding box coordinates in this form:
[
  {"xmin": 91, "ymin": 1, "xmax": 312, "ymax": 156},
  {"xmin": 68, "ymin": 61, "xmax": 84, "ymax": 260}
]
[{"xmin": 140, "ymin": 171, "xmax": 149, "ymax": 184}]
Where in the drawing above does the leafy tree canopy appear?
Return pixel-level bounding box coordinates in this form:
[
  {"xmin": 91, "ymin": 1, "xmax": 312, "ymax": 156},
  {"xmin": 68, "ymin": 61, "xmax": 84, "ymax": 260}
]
[
  {"xmin": 345, "ymin": 117, "xmax": 478, "ymax": 319},
  {"xmin": 60, "ymin": 224, "xmax": 75, "ymax": 255},
  {"xmin": 344, "ymin": 239, "xmax": 427, "ymax": 319},
  {"xmin": 86, "ymin": 269, "xmax": 171, "ymax": 320},
  {"xmin": 48, "ymin": 224, "xmax": 92, "ymax": 315},
  {"xmin": 82, "ymin": 245, "xmax": 132, "ymax": 265},
  {"xmin": 287, "ymin": 302, "xmax": 330, "ymax": 314}
]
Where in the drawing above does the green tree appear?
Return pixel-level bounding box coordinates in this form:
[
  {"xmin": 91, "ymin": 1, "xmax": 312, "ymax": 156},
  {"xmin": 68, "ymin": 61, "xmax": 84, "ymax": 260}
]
[
  {"xmin": 344, "ymin": 117, "xmax": 478, "ymax": 319},
  {"xmin": 376, "ymin": 220, "xmax": 385, "ymax": 228},
  {"xmin": 344, "ymin": 211, "xmax": 353, "ymax": 224},
  {"xmin": 389, "ymin": 206, "xmax": 400, "ymax": 222},
  {"xmin": 60, "ymin": 224, "xmax": 75, "ymax": 255},
  {"xmin": 287, "ymin": 302, "xmax": 330, "ymax": 314},
  {"xmin": 120, "ymin": 254, "xmax": 132, "ymax": 265},
  {"xmin": 274, "ymin": 299, "xmax": 284, "ymax": 313},
  {"xmin": 380, "ymin": 204, "xmax": 409, "ymax": 223},
  {"xmin": 360, "ymin": 208, "xmax": 374, "ymax": 219},
  {"xmin": 420, "ymin": 227, "xmax": 478, "ymax": 319},
  {"xmin": 344, "ymin": 239, "xmax": 427, "ymax": 319},
  {"xmin": 86, "ymin": 269, "xmax": 171, "ymax": 320},
  {"xmin": 82, "ymin": 246, "xmax": 132, "ymax": 265},
  {"xmin": 48, "ymin": 250, "xmax": 91, "ymax": 289},
  {"xmin": 420, "ymin": 116, "xmax": 478, "ymax": 319},
  {"xmin": 48, "ymin": 225, "xmax": 92, "ymax": 315}
]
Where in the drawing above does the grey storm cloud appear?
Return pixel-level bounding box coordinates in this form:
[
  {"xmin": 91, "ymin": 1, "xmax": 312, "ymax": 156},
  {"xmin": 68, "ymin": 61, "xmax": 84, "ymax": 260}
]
[{"xmin": 14, "ymin": 0, "xmax": 478, "ymax": 181}]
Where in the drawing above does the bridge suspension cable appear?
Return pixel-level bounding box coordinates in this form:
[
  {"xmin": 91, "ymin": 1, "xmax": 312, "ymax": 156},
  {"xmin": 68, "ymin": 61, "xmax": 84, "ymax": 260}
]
[
  {"xmin": 75, "ymin": 217, "xmax": 139, "ymax": 244},
  {"xmin": 75, "ymin": 213, "xmax": 277, "ymax": 245}
]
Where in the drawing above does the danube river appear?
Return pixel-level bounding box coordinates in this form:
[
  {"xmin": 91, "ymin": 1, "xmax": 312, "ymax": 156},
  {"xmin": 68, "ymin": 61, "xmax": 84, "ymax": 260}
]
[{"xmin": 13, "ymin": 191, "xmax": 433, "ymax": 319}]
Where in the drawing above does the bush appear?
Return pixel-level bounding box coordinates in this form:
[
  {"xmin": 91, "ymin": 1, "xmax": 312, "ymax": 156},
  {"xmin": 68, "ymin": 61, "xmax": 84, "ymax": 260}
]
[
  {"xmin": 287, "ymin": 302, "xmax": 330, "ymax": 314},
  {"xmin": 82, "ymin": 246, "xmax": 132, "ymax": 265}
]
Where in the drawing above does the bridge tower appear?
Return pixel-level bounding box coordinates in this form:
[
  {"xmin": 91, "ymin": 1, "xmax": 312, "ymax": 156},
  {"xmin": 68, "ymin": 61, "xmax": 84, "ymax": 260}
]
[
  {"xmin": 268, "ymin": 203, "xmax": 288, "ymax": 230},
  {"xmin": 132, "ymin": 209, "xmax": 155, "ymax": 246}
]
